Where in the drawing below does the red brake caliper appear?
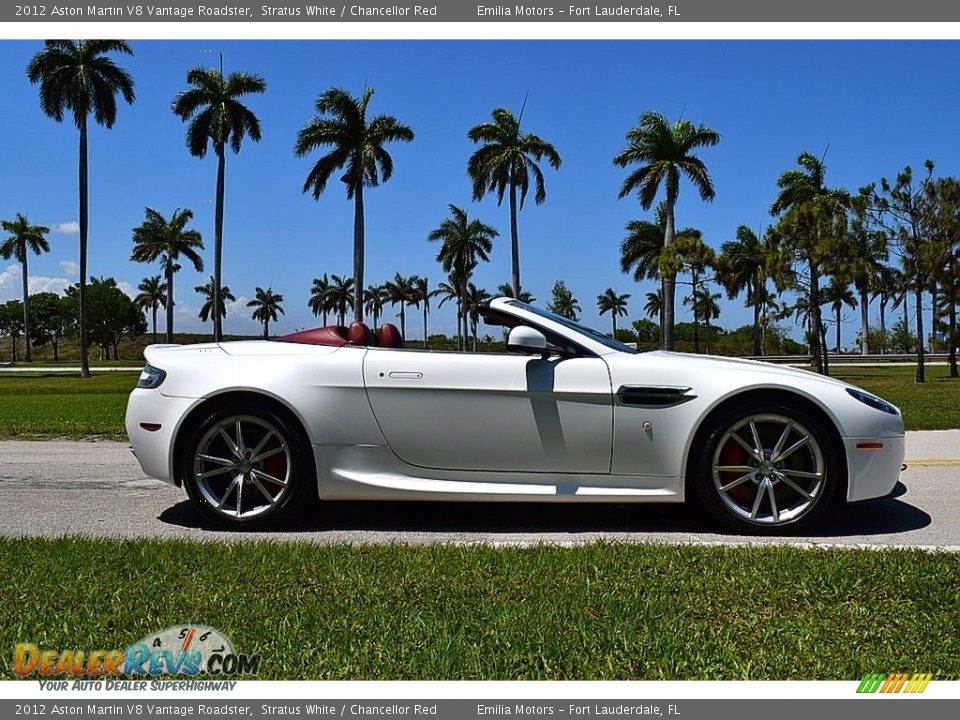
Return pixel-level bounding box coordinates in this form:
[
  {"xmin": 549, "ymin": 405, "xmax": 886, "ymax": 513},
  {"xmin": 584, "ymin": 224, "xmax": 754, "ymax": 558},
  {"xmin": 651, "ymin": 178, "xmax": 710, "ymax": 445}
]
[{"xmin": 718, "ymin": 437, "xmax": 749, "ymax": 503}]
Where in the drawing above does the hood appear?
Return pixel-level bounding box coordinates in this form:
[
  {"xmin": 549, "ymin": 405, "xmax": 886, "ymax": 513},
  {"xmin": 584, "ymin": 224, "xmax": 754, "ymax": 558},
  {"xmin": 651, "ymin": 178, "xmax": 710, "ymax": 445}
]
[{"xmin": 641, "ymin": 350, "xmax": 853, "ymax": 389}]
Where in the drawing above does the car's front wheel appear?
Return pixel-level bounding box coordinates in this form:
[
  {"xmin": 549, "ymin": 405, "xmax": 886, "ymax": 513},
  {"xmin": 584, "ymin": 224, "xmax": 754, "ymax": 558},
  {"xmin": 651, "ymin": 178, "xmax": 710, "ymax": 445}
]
[
  {"xmin": 693, "ymin": 403, "xmax": 839, "ymax": 534},
  {"xmin": 180, "ymin": 405, "xmax": 313, "ymax": 529}
]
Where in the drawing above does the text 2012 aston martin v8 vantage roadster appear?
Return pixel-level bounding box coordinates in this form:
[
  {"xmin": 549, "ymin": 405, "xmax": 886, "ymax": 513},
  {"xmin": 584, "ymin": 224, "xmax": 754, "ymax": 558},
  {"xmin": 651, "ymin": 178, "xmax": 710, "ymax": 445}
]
[{"xmin": 126, "ymin": 298, "xmax": 905, "ymax": 533}]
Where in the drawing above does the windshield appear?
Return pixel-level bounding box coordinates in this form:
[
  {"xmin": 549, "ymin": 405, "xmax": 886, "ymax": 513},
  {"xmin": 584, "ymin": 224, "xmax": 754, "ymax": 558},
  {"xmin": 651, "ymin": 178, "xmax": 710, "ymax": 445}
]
[{"xmin": 506, "ymin": 301, "xmax": 639, "ymax": 354}]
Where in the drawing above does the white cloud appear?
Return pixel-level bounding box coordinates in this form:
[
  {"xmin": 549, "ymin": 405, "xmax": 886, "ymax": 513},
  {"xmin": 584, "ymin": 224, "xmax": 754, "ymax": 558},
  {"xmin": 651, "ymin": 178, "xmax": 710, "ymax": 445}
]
[
  {"xmin": 59, "ymin": 260, "xmax": 79, "ymax": 277},
  {"xmin": 116, "ymin": 281, "xmax": 136, "ymax": 299},
  {"xmin": 0, "ymin": 264, "xmax": 72, "ymax": 301},
  {"xmin": 52, "ymin": 221, "xmax": 79, "ymax": 235}
]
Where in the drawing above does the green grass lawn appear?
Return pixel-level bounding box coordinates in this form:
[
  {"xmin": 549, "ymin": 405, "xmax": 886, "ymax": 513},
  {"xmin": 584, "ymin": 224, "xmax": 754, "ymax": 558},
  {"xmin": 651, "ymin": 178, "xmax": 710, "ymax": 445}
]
[
  {"xmin": 0, "ymin": 372, "xmax": 136, "ymax": 440},
  {"xmin": 0, "ymin": 538, "xmax": 957, "ymax": 680},
  {"xmin": 0, "ymin": 365, "xmax": 955, "ymax": 440}
]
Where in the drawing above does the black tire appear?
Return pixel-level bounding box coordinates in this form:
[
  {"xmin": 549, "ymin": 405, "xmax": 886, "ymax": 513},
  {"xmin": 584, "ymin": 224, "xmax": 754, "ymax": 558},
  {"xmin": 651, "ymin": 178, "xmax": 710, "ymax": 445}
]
[
  {"xmin": 180, "ymin": 403, "xmax": 315, "ymax": 529},
  {"xmin": 692, "ymin": 401, "xmax": 839, "ymax": 534}
]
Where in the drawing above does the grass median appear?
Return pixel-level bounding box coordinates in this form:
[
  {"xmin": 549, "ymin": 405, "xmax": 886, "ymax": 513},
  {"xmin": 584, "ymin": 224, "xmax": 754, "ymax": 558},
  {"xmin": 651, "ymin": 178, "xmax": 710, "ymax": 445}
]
[
  {"xmin": 0, "ymin": 365, "xmax": 956, "ymax": 440},
  {"xmin": 0, "ymin": 538, "xmax": 957, "ymax": 680}
]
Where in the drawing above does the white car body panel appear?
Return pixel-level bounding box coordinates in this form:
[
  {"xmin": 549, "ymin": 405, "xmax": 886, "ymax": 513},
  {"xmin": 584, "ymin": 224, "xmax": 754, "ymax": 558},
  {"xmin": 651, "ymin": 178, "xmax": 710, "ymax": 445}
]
[{"xmin": 125, "ymin": 297, "xmax": 904, "ymax": 511}]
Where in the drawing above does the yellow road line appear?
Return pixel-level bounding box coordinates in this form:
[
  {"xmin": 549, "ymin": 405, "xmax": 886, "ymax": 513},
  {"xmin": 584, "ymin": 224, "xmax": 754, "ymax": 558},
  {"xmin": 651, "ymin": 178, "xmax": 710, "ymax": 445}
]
[{"xmin": 904, "ymin": 459, "xmax": 960, "ymax": 467}]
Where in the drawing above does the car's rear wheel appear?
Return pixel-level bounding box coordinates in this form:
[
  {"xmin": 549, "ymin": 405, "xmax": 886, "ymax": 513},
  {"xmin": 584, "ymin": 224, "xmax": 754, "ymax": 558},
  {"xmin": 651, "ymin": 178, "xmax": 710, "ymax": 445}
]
[
  {"xmin": 694, "ymin": 403, "xmax": 838, "ymax": 534},
  {"xmin": 181, "ymin": 406, "xmax": 313, "ymax": 529}
]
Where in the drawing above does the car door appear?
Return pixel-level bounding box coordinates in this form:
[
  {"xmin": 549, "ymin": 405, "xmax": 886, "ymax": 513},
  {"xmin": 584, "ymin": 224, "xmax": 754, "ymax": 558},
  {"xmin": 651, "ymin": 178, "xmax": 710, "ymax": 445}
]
[{"xmin": 363, "ymin": 348, "xmax": 613, "ymax": 474}]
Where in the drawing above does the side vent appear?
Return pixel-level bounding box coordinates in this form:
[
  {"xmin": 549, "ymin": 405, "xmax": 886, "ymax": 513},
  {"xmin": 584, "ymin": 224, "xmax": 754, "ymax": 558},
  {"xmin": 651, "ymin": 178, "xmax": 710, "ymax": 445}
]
[{"xmin": 616, "ymin": 385, "xmax": 696, "ymax": 407}]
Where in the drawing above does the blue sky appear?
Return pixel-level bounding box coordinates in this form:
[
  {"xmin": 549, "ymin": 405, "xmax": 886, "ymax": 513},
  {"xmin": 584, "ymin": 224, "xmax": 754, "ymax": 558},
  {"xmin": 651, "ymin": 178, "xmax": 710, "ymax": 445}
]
[{"xmin": 1, "ymin": 40, "xmax": 959, "ymax": 341}]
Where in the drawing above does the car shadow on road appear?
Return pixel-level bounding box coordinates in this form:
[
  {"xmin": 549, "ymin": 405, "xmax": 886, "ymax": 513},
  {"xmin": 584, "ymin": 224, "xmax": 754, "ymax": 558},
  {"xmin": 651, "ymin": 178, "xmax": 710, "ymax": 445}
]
[{"xmin": 157, "ymin": 482, "xmax": 931, "ymax": 539}]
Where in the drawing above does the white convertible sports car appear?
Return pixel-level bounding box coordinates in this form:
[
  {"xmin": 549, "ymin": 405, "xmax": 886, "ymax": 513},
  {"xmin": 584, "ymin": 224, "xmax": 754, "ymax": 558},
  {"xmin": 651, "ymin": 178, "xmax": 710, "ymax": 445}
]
[{"xmin": 126, "ymin": 298, "xmax": 905, "ymax": 533}]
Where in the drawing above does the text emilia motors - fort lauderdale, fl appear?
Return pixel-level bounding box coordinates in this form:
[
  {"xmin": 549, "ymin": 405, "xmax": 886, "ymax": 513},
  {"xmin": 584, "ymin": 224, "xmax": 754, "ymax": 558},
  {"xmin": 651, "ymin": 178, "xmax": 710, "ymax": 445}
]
[{"xmin": 13, "ymin": 3, "xmax": 683, "ymax": 18}]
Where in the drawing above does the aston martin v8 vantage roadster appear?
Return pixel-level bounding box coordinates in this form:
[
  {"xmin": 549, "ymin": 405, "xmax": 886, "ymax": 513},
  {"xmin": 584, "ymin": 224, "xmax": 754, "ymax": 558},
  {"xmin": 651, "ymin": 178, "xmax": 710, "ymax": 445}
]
[{"xmin": 126, "ymin": 298, "xmax": 905, "ymax": 533}]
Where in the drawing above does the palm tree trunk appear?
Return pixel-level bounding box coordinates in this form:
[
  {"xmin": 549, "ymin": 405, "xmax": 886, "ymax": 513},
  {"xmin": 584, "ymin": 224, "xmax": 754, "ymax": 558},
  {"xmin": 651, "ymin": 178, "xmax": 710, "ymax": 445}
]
[
  {"xmin": 152, "ymin": 306, "xmax": 158, "ymax": 342},
  {"xmin": 263, "ymin": 320, "xmax": 269, "ymax": 340},
  {"xmin": 662, "ymin": 201, "xmax": 677, "ymax": 351},
  {"xmin": 165, "ymin": 264, "xmax": 175, "ymax": 343},
  {"xmin": 914, "ymin": 280, "xmax": 926, "ymax": 383},
  {"xmin": 455, "ymin": 297, "xmax": 462, "ymax": 350},
  {"xmin": 21, "ymin": 247, "xmax": 32, "ymax": 362},
  {"xmin": 214, "ymin": 146, "xmax": 226, "ymax": 343},
  {"xmin": 78, "ymin": 114, "xmax": 91, "ymax": 377},
  {"xmin": 353, "ymin": 186, "xmax": 365, "ymax": 323},
  {"xmin": 472, "ymin": 320, "xmax": 478, "ymax": 351},
  {"xmin": 949, "ymin": 254, "xmax": 958, "ymax": 378},
  {"xmin": 859, "ymin": 285, "xmax": 870, "ymax": 355},
  {"xmin": 835, "ymin": 305, "xmax": 841, "ymax": 354},
  {"xmin": 399, "ymin": 304, "xmax": 406, "ymax": 340},
  {"xmin": 11, "ymin": 334, "xmax": 18, "ymax": 363},
  {"xmin": 509, "ymin": 180, "xmax": 521, "ymax": 298},
  {"xmin": 930, "ymin": 284, "xmax": 938, "ymax": 351},
  {"xmin": 809, "ymin": 258, "xmax": 825, "ymax": 375},
  {"xmin": 751, "ymin": 277, "xmax": 762, "ymax": 356},
  {"xmin": 879, "ymin": 300, "xmax": 887, "ymax": 354},
  {"xmin": 612, "ymin": 314, "xmax": 617, "ymax": 337},
  {"xmin": 423, "ymin": 305, "xmax": 428, "ymax": 349}
]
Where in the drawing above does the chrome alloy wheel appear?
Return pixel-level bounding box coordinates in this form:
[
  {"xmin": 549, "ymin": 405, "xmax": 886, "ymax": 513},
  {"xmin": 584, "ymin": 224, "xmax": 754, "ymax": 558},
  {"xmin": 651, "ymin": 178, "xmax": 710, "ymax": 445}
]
[
  {"xmin": 191, "ymin": 415, "xmax": 291, "ymax": 520},
  {"xmin": 711, "ymin": 413, "xmax": 825, "ymax": 526}
]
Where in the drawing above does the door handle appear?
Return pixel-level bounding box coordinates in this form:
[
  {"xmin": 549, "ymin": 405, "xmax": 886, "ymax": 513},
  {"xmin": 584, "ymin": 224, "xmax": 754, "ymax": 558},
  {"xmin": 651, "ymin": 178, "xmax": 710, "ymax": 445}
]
[{"xmin": 388, "ymin": 371, "xmax": 423, "ymax": 380}]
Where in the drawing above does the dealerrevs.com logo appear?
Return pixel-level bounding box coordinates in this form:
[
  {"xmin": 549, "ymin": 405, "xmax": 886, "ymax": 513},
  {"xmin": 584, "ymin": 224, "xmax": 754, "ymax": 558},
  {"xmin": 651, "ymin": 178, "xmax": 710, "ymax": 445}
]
[
  {"xmin": 14, "ymin": 625, "xmax": 261, "ymax": 677},
  {"xmin": 857, "ymin": 673, "xmax": 933, "ymax": 694}
]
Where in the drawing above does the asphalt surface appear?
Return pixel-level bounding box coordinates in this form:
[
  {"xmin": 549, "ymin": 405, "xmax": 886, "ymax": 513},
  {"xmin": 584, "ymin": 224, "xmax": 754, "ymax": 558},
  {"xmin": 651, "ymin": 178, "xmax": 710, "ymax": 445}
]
[{"xmin": 0, "ymin": 431, "xmax": 957, "ymax": 549}]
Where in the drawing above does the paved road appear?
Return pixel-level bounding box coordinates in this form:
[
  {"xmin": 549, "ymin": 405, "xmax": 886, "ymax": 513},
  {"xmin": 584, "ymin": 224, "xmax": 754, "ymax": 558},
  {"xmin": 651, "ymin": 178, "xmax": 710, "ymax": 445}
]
[{"xmin": 0, "ymin": 432, "xmax": 957, "ymax": 548}]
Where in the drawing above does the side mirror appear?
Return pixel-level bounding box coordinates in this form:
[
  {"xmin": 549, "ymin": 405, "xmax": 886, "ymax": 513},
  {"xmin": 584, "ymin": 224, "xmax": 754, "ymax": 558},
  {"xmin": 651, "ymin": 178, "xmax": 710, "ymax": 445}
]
[{"xmin": 507, "ymin": 326, "xmax": 548, "ymax": 354}]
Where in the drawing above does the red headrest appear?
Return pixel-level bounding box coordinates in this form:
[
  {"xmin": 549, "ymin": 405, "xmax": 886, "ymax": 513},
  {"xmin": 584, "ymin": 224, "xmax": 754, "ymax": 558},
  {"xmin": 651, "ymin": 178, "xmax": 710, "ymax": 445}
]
[
  {"xmin": 378, "ymin": 323, "xmax": 403, "ymax": 349},
  {"xmin": 279, "ymin": 326, "xmax": 348, "ymax": 347},
  {"xmin": 348, "ymin": 321, "xmax": 373, "ymax": 346}
]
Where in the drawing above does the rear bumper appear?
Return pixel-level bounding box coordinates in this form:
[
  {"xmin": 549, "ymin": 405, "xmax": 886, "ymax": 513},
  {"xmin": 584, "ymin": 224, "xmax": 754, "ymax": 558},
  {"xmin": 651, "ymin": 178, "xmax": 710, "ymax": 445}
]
[
  {"xmin": 844, "ymin": 434, "xmax": 905, "ymax": 502},
  {"xmin": 125, "ymin": 389, "xmax": 197, "ymax": 486}
]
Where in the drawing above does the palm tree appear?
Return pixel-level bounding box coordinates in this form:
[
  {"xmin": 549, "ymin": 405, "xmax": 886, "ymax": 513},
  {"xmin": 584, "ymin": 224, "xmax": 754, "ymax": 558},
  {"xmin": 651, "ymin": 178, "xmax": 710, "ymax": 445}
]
[
  {"xmin": 295, "ymin": 87, "xmax": 414, "ymax": 323},
  {"xmin": 465, "ymin": 283, "xmax": 492, "ymax": 350},
  {"xmin": 770, "ymin": 151, "xmax": 850, "ymax": 374},
  {"xmin": 308, "ymin": 274, "xmax": 333, "ymax": 325},
  {"xmin": 247, "ymin": 287, "xmax": 284, "ymax": 339},
  {"xmin": 195, "ymin": 275, "xmax": 235, "ymax": 329},
  {"xmin": 135, "ymin": 275, "xmax": 166, "ymax": 342},
  {"xmin": 435, "ymin": 280, "xmax": 462, "ymax": 348},
  {"xmin": 644, "ymin": 289, "xmax": 663, "ymax": 321},
  {"xmin": 327, "ymin": 274, "xmax": 355, "ymax": 326},
  {"xmin": 823, "ymin": 278, "xmax": 857, "ymax": 354},
  {"xmin": 382, "ymin": 273, "xmax": 417, "ymax": 340},
  {"xmin": 548, "ymin": 280, "xmax": 580, "ymax": 320},
  {"xmin": 364, "ymin": 284, "xmax": 387, "ymax": 331},
  {"xmin": 684, "ymin": 287, "xmax": 722, "ymax": 353},
  {"xmin": 28, "ymin": 40, "xmax": 135, "ymax": 377},
  {"xmin": 467, "ymin": 106, "xmax": 561, "ymax": 298},
  {"xmin": 0, "ymin": 213, "xmax": 50, "ymax": 362},
  {"xmin": 872, "ymin": 265, "xmax": 902, "ymax": 354},
  {"xmin": 841, "ymin": 220, "xmax": 887, "ymax": 354},
  {"xmin": 427, "ymin": 205, "xmax": 497, "ymax": 350},
  {"xmin": 497, "ymin": 282, "xmax": 535, "ymax": 303},
  {"xmin": 597, "ymin": 288, "xmax": 630, "ymax": 337},
  {"xmin": 130, "ymin": 207, "xmax": 204, "ymax": 343},
  {"xmin": 718, "ymin": 225, "xmax": 773, "ymax": 356},
  {"xmin": 411, "ymin": 276, "xmax": 439, "ymax": 348},
  {"xmin": 614, "ymin": 111, "xmax": 720, "ymax": 351},
  {"xmin": 171, "ymin": 58, "xmax": 265, "ymax": 343}
]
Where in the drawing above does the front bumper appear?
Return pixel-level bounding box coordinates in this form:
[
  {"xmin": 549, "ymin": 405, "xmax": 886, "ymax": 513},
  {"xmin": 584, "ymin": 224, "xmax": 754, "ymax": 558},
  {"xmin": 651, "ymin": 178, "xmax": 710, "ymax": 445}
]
[
  {"xmin": 844, "ymin": 434, "xmax": 906, "ymax": 502},
  {"xmin": 125, "ymin": 389, "xmax": 197, "ymax": 486}
]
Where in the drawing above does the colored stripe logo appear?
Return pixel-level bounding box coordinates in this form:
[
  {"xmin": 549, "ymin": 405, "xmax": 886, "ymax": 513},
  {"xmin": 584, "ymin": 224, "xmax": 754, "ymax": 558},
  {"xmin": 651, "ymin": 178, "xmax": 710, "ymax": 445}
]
[{"xmin": 857, "ymin": 672, "xmax": 932, "ymax": 693}]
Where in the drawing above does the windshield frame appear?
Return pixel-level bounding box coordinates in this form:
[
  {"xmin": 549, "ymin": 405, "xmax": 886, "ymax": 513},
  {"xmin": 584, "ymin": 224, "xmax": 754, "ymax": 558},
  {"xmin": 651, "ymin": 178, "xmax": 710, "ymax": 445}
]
[{"xmin": 503, "ymin": 300, "xmax": 639, "ymax": 355}]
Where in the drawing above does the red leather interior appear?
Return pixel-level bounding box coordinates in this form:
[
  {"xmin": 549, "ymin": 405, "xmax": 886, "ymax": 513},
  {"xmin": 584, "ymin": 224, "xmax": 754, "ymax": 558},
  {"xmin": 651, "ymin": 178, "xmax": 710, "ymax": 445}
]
[
  {"xmin": 378, "ymin": 323, "xmax": 404, "ymax": 349},
  {"xmin": 348, "ymin": 321, "xmax": 373, "ymax": 345},
  {"xmin": 278, "ymin": 326, "xmax": 348, "ymax": 347}
]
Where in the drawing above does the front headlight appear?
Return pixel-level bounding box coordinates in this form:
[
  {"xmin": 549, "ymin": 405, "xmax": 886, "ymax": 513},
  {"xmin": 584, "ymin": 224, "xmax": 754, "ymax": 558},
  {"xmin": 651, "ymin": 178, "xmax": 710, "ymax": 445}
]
[
  {"xmin": 846, "ymin": 387, "xmax": 898, "ymax": 415},
  {"xmin": 137, "ymin": 365, "xmax": 166, "ymax": 389}
]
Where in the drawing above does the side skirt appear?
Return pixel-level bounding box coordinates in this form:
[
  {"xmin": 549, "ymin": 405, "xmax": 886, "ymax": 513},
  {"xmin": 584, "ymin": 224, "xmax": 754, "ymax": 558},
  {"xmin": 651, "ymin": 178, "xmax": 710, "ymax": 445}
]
[{"xmin": 313, "ymin": 445, "xmax": 684, "ymax": 503}]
